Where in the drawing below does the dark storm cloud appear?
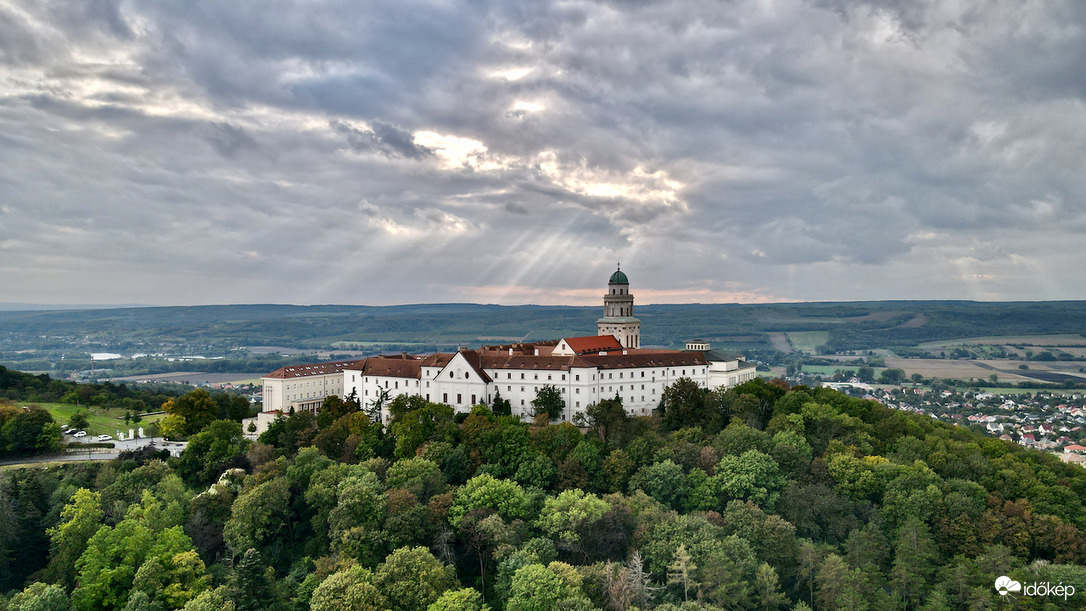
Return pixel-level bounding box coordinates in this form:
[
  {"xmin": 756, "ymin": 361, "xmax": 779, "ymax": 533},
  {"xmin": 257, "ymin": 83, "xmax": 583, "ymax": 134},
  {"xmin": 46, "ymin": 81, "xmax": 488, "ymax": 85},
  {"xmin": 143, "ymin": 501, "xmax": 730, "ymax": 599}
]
[
  {"xmin": 2, "ymin": 0, "xmax": 1086, "ymax": 305},
  {"xmin": 202, "ymin": 123, "xmax": 258, "ymax": 158},
  {"xmin": 330, "ymin": 120, "xmax": 434, "ymax": 160}
]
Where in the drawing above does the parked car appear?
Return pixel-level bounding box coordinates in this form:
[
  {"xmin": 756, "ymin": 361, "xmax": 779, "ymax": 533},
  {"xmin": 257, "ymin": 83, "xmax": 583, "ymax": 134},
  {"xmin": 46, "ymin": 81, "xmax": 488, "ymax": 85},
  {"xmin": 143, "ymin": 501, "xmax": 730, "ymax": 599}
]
[
  {"xmin": 97, "ymin": 434, "xmax": 113, "ymax": 441},
  {"xmin": 62, "ymin": 427, "xmax": 75, "ymax": 434},
  {"xmin": 73, "ymin": 431, "xmax": 87, "ymax": 438}
]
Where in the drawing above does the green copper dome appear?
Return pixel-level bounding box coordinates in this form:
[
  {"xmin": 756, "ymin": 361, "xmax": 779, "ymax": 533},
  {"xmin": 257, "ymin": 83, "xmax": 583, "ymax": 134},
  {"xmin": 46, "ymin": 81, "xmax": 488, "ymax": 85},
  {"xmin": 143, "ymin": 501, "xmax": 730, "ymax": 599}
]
[{"xmin": 608, "ymin": 268, "xmax": 629, "ymax": 284}]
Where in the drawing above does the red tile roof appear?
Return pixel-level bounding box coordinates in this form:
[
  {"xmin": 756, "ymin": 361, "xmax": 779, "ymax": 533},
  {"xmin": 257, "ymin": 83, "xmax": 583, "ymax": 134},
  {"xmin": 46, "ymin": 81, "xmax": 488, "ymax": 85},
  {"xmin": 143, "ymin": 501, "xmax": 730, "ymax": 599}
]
[
  {"xmin": 577, "ymin": 350, "xmax": 708, "ymax": 370},
  {"xmin": 561, "ymin": 335, "xmax": 623, "ymax": 355},
  {"xmin": 264, "ymin": 359, "xmax": 365, "ymax": 379},
  {"xmin": 481, "ymin": 355, "xmax": 575, "ymax": 371},
  {"xmin": 267, "ymin": 348, "xmax": 708, "ymax": 380},
  {"xmin": 456, "ymin": 349, "xmax": 493, "ymax": 382},
  {"xmin": 360, "ymin": 357, "xmax": 423, "ymax": 379}
]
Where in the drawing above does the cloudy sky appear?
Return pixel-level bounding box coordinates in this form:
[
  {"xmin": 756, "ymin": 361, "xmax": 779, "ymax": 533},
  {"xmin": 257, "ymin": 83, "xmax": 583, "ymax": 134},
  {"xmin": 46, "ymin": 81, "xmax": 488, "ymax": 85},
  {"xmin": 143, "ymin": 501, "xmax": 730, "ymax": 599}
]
[{"xmin": 1, "ymin": 0, "xmax": 1084, "ymax": 307}]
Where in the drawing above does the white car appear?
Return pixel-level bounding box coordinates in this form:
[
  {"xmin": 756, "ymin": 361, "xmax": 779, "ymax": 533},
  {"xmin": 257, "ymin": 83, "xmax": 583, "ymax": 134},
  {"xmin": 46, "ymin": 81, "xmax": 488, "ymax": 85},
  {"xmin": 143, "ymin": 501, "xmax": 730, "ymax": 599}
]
[
  {"xmin": 73, "ymin": 431, "xmax": 87, "ymax": 438},
  {"xmin": 97, "ymin": 434, "xmax": 113, "ymax": 441}
]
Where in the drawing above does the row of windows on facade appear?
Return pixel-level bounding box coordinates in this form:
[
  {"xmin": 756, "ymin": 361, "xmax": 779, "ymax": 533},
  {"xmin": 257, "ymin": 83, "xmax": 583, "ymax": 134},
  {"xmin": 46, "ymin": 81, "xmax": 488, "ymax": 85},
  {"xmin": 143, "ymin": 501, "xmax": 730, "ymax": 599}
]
[
  {"xmin": 348, "ymin": 367, "xmax": 705, "ymax": 385},
  {"xmin": 285, "ymin": 379, "xmax": 341, "ymax": 390}
]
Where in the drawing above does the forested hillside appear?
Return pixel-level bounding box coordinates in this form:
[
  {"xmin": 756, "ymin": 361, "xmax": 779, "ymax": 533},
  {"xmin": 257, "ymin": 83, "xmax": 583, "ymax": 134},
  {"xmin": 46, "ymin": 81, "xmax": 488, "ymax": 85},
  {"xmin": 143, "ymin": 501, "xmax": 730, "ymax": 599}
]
[{"xmin": 2, "ymin": 380, "xmax": 1084, "ymax": 610}]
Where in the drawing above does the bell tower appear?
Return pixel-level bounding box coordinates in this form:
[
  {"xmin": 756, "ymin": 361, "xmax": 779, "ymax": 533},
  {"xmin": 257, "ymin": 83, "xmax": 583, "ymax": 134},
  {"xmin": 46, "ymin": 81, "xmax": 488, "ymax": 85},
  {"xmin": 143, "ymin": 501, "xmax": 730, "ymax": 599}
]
[{"xmin": 597, "ymin": 265, "xmax": 641, "ymax": 349}]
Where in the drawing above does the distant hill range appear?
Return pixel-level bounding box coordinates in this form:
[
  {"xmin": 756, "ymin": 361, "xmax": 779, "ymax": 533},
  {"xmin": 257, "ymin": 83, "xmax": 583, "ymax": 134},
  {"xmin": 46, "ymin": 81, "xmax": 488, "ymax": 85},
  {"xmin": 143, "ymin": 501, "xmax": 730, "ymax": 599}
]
[{"xmin": 2, "ymin": 301, "xmax": 1085, "ymax": 355}]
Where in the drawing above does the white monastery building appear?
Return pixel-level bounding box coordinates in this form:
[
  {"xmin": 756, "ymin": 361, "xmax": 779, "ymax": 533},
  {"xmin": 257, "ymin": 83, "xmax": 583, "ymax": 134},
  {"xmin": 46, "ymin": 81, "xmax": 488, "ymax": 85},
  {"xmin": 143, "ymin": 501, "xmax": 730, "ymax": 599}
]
[{"xmin": 258, "ymin": 269, "xmax": 757, "ymax": 431}]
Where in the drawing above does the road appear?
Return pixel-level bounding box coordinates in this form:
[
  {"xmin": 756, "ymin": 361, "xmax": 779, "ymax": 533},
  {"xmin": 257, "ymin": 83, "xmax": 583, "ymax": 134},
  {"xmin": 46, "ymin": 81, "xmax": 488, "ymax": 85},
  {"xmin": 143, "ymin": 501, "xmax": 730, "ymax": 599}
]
[{"xmin": 0, "ymin": 436, "xmax": 188, "ymax": 468}]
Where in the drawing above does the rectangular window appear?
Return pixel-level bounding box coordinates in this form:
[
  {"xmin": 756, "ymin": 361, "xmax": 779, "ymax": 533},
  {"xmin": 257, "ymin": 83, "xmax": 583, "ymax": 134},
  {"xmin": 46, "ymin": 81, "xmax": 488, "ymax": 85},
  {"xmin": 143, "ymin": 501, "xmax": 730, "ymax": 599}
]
[
  {"xmin": 443, "ymin": 393, "xmax": 448, "ymax": 403},
  {"xmin": 575, "ymin": 374, "xmax": 580, "ymax": 381},
  {"xmin": 457, "ymin": 393, "xmax": 462, "ymax": 404},
  {"xmin": 471, "ymin": 394, "xmax": 476, "ymax": 404}
]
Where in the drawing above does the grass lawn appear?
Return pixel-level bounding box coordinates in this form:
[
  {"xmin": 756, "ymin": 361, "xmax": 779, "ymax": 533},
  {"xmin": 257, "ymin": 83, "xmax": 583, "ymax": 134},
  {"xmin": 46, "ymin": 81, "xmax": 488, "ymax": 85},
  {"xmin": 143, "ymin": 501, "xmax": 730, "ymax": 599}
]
[{"xmin": 28, "ymin": 402, "xmax": 163, "ymax": 437}]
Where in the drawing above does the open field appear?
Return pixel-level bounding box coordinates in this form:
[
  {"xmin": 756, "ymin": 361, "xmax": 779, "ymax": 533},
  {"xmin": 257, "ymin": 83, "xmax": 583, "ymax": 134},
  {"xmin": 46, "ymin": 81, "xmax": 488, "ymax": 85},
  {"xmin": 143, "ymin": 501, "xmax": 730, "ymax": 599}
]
[
  {"xmin": 104, "ymin": 372, "xmax": 265, "ymax": 385},
  {"xmin": 768, "ymin": 332, "xmax": 794, "ymax": 353},
  {"xmin": 30, "ymin": 402, "xmax": 164, "ymax": 436},
  {"xmin": 919, "ymin": 334, "xmax": 1086, "ymax": 348},
  {"xmin": 794, "ymin": 358, "xmax": 1086, "ymax": 385},
  {"xmin": 786, "ymin": 331, "xmax": 829, "ymax": 354}
]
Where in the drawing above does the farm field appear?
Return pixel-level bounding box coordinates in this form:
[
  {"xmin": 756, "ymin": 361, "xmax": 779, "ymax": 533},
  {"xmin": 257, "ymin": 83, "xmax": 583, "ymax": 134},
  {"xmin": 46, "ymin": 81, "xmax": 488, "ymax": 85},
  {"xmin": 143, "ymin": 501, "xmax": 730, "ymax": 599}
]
[
  {"xmin": 795, "ymin": 358, "xmax": 1086, "ymax": 385},
  {"xmin": 919, "ymin": 334, "xmax": 1086, "ymax": 348},
  {"xmin": 104, "ymin": 372, "xmax": 265, "ymax": 385},
  {"xmin": 767, "ymin": 332, "xmax": 793, "ymax": 353},
  {"xmin": 785, "ymin": 331, "xmax": 829, "ymax": 354}
]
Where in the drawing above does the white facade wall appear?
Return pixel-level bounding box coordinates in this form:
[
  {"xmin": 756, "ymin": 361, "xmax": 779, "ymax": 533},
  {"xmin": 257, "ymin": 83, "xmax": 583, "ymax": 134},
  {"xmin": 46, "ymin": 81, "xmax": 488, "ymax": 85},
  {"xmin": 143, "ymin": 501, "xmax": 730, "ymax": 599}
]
[
  {"xmin": 486, "ymin": 368, "xmax": 575, "ymax": 421},
  {"xmin": 343, "ymin": 368, "xmax": 423, "ymax": 422},
  {"xmin": 271, "ymin": 357, "xmax": 752, "ymax": 429},
  {"xmin": 262, "ymin": 372, "xmax": 344, "ymax": 414},
  {"xmin": 485, "ymin": 363, "xmax": 711, "ymax": 422},
  {"xmin": 707, "ymin": 360, "xmax": 758, "ymax": 389},
  {"xmin": 431, "ymin": 353, "xmax": 488, "ymax": 412}
]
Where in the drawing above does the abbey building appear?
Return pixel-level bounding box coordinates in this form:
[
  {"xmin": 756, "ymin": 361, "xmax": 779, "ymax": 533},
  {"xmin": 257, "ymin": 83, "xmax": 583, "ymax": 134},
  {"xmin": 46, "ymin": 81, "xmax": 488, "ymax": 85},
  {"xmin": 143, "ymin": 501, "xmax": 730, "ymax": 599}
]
[{"xmin": 258, "ymin": 269, "xmax": 756, "ymax": 429}]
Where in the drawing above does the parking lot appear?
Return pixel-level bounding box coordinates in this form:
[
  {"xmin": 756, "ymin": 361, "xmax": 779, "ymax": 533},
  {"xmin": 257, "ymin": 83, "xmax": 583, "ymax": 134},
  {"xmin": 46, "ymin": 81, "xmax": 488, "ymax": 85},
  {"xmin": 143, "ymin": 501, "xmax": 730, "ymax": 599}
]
[{"xmin": 62, "ymin": 430, "xmax": 188, "ymax": 457}]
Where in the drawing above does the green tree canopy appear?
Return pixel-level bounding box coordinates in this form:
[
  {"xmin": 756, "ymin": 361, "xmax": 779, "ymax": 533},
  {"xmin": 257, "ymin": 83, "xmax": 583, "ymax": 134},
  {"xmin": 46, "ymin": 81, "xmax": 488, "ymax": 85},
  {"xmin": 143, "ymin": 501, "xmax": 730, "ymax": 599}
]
[{"xmin": 530, "ymin": 385, "xmax": 565, "ymax": 422}]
